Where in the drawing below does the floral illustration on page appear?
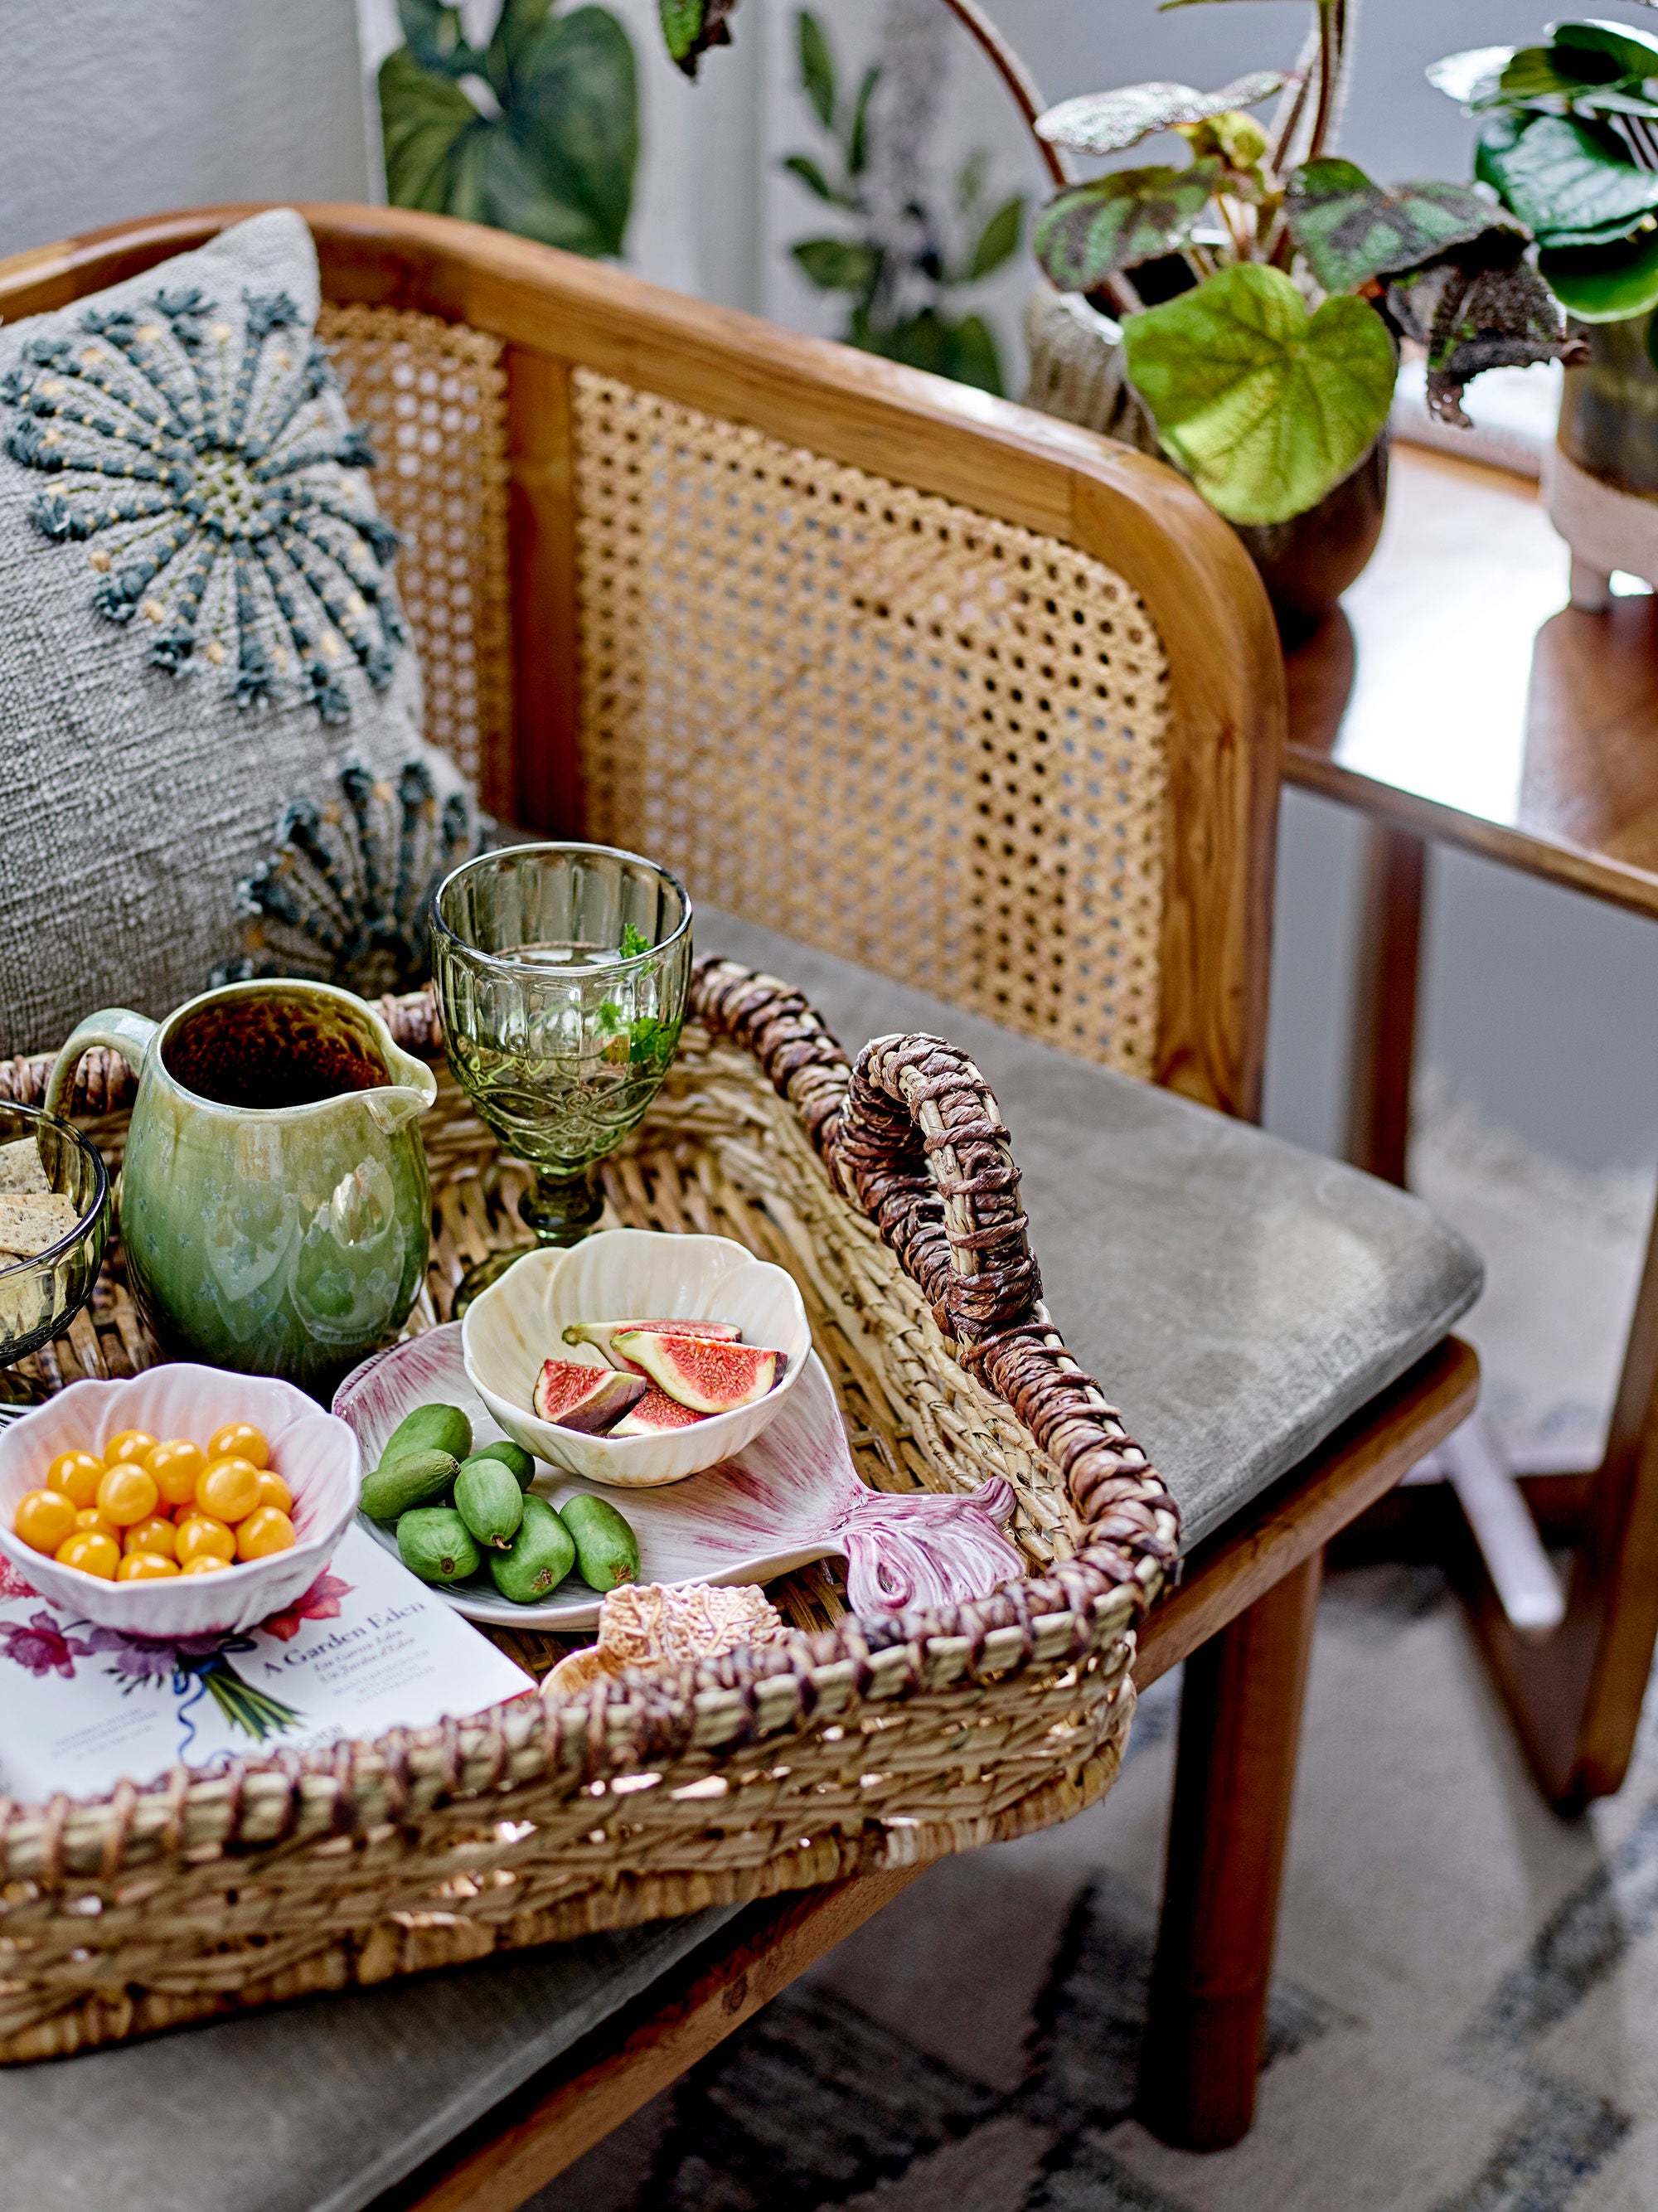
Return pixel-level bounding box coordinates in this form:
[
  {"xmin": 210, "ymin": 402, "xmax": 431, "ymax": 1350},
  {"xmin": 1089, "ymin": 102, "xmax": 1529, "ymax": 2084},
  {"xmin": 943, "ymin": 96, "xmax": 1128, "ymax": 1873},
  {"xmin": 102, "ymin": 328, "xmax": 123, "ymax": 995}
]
[{"xmin": 0, "ymin": 1572, "xmax": 352, "ymax": 1752}]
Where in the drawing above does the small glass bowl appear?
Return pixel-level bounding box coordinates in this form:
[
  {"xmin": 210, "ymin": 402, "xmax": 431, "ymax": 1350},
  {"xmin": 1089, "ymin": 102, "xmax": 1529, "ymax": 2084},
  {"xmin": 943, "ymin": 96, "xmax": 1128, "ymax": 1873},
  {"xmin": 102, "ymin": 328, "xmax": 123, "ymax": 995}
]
[{"xmin": 0, "ymin": 1104, "xmax": 111, "ymax": 1387}]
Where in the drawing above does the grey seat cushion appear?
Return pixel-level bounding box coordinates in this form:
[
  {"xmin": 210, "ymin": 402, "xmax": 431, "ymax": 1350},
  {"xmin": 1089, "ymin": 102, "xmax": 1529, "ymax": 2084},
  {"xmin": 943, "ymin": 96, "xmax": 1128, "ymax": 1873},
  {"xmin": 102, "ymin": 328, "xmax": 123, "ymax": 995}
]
[
  {"xmin": 0, "ymin": 1903, "xmax": 741, "ymax": 2212},
  {"xmin": 698, "ymin": 910, "xmax": 1482, "ymax": 1552}
]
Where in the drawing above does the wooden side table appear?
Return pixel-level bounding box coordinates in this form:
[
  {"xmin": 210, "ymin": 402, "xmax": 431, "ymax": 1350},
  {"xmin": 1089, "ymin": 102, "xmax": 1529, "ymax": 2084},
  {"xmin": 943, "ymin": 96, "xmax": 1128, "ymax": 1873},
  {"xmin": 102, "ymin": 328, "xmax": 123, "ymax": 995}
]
[{"xmin": 1287, "ymin": 443, "xmax": 1658, "ymax": 1812}]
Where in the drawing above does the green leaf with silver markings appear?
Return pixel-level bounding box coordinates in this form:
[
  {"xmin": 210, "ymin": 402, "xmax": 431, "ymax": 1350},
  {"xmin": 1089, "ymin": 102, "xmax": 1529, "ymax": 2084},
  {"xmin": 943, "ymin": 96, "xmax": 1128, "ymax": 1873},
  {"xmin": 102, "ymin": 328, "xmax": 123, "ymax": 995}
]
[
  {"xmin": 1285, "ymin": 159, "xmax": 1521, "ymax": 292},
  {"xmin": 1034, "ymin": 161, "xmax": 1220, "ymax": 290},
  {"xmin": 1036, "ymin": 72, "xmax": 1285, "ymax": 158},
  {"xmin": 1121, "ymin": 264, "xmax": 1396, "ymax": 526}
]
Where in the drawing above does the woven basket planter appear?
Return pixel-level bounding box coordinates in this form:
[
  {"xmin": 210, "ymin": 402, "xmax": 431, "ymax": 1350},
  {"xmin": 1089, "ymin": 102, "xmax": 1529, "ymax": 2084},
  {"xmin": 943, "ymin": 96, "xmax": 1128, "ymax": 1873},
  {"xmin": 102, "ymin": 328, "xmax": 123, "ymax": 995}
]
[{"xmin": 0, "ymin": 958, "xmax": 1178, "ymax": 2062}]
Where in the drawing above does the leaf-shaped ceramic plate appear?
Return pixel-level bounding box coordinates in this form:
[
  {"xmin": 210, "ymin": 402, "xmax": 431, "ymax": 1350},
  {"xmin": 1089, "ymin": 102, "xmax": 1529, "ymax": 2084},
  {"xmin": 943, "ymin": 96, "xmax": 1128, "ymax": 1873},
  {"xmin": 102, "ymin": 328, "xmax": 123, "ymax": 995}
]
[{"xmin": 333, "ymin": 1324, "xmax": 1025, "ymax": 1630}]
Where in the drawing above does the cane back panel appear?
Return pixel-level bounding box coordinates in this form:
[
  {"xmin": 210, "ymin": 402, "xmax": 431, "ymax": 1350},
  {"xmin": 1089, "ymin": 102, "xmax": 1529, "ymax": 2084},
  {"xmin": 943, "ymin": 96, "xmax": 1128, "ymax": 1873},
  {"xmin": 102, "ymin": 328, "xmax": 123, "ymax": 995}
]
[{"xmin": 322, "ymin": 316, "xmax": 1172, "ymax": 1080}]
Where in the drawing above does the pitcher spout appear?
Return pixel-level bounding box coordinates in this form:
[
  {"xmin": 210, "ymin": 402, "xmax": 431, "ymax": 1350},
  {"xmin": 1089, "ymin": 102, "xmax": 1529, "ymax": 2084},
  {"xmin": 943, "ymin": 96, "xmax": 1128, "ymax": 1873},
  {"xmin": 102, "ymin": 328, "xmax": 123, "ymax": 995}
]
[{"xmin": 362, "ymin": 1044, "xmax": 438, "ymax": 1136}]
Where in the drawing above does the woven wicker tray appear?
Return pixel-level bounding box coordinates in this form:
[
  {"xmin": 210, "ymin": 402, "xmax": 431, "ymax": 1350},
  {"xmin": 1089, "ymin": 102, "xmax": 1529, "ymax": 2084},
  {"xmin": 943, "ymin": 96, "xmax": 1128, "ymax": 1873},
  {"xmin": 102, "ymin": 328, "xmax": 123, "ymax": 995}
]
[{"xmin": 0, "ymin": 958, "xmax": 1178, "ymax": 2062}]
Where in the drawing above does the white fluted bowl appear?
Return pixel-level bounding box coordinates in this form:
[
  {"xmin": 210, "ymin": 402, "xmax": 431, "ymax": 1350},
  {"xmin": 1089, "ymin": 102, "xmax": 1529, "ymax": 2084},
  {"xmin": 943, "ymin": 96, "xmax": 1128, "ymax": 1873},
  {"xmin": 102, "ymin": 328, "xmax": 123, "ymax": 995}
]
[
  {"xmin": 0, "ymin": 1366, "xmax": 361, "ymax": 1633},
  {"xmin": 461, "ymin": 1230, "xmax": 811, "ymax": 1487}
]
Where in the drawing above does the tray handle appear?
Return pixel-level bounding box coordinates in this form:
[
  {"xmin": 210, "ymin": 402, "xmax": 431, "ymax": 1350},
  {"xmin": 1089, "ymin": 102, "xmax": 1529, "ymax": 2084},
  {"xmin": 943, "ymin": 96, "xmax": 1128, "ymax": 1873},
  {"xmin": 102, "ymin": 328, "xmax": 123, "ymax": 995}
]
[{"xmin": 690, "ymin": 958, "xmax": 1177, "ymax": 1583}]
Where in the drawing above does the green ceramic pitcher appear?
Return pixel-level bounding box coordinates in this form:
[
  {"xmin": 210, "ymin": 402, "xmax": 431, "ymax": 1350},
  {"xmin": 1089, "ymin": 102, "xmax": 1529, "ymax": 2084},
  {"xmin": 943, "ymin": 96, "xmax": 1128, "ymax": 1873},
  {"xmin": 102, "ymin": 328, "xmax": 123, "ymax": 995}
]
[{"xmin": 47, "ymin": 980, "xmax": 436, "ymax": 1399}]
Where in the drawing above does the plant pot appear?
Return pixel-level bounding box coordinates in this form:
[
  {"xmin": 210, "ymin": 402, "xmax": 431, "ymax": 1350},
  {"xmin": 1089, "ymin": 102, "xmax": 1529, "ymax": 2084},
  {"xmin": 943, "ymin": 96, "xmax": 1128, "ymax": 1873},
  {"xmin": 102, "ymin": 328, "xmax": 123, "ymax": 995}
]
[
  {"xmin": 1546, "ymin": 313, "xmax": 1658, "ymax": 609},
  {"xmin": 1230, "ymin": 434, "xmax": 1389, "ymax": 648},
  {"xmin": 1023, "ymin": 280, "xmax": 1389, "ymax": 643}
]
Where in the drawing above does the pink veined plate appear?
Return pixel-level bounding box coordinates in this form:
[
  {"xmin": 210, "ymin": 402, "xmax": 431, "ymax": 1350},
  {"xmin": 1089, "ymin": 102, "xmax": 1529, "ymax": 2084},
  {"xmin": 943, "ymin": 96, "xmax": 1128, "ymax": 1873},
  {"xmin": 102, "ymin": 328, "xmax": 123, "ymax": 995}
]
[{"xmin": 333, "ymin": 1324, "xmax": 1025, "ymax": 1631}]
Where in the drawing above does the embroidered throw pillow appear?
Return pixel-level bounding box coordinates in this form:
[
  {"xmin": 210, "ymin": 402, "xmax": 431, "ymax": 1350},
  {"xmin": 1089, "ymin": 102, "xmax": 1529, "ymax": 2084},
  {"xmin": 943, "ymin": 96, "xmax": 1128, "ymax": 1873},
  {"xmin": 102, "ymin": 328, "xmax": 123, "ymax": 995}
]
[{"xmin": 0, "ymin": 208, "xmax": 481, "ymax": 1057}]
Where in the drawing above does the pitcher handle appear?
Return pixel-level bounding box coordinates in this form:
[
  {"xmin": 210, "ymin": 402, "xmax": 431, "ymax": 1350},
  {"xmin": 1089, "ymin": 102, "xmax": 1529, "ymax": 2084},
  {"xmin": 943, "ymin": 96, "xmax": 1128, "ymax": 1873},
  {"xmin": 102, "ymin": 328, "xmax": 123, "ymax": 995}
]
[{"xmin": 45, "ymin": 1008, "xmax": 158, "ymax": 1120}]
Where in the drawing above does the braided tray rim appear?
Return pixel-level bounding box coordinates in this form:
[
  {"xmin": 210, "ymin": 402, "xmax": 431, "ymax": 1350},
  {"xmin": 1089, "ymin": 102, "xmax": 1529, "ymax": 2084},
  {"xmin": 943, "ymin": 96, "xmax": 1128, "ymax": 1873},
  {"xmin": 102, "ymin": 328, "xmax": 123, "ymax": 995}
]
[{"xmin": 0, "ymin": 958, "xmax": 1180, "ymax": 1885}]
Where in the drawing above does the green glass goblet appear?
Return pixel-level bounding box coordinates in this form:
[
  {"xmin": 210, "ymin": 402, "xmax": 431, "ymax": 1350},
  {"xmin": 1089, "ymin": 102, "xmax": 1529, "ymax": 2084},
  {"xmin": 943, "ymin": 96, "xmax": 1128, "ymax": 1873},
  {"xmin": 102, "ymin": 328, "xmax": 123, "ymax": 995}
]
[{"xmin": 432, "ymin": 843, "xmax": 692, "ymax": 1310}]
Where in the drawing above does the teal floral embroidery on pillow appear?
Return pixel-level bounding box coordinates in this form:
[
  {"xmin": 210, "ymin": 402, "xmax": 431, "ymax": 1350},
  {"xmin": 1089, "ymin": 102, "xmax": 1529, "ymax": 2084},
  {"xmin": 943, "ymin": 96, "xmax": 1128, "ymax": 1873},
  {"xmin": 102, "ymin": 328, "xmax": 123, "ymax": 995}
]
[
  {"xmin": 212, "ymin": 757, "xmax": 482, "ymax": 997},
  {"xmin": 0, "ymin": 288, "xmax": 404, "ymax": 723}
]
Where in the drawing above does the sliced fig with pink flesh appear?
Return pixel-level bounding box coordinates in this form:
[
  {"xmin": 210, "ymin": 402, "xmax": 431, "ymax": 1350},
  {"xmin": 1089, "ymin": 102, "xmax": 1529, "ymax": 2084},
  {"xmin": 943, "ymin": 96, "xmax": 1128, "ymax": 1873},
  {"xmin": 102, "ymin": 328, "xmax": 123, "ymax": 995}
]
[
  {"xmin": 611, "ymin": 1330, "xmax": 782, "ymax": 1414},
  {"xmin": 531, "ymin": 1360, "xmax": 649, "ymax": 1433},
  {"xmin": 562, "ymin": 1317, "xmax": 741, "ymax": 1375},
  {"xmin": 609, "ymin": 1387, "xmax": 709, "ymax": 1436}
]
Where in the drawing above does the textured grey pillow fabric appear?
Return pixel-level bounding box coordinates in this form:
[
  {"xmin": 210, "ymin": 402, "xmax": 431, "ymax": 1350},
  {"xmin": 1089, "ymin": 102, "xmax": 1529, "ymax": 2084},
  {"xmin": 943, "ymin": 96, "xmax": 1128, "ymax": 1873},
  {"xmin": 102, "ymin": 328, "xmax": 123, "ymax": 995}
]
[{"xmin": 0, "ymin": 209, "xmax": 478, "ymax": 1056}]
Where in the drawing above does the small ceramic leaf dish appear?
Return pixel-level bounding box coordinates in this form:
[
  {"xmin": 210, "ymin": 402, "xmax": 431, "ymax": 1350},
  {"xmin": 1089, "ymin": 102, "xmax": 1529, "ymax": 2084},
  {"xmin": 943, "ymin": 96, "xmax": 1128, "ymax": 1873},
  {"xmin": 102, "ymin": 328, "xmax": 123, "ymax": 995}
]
[
  {"xmin": 0, "ymin": 1366, "xmax": 361, "ymax": 1635},
  {"xmin": 335, "ymin": 1322, "xmax": 1025, "ymax": 1631},
  {"xmin": 461, "ymin": 1230, "xmax": 812, "ymax": 1486}
]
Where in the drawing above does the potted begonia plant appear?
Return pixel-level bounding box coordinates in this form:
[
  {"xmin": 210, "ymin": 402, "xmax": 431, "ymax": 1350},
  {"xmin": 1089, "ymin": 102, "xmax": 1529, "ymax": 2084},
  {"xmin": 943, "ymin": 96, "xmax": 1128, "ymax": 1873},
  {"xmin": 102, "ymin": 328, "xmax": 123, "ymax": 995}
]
[
  {"xmin": 1431, "ymin": 14, "xmax": 1658, "ymax": 607},
  {"xmin": 665, "ymin": 0, "xmax": 1583, "ymax": 638}
]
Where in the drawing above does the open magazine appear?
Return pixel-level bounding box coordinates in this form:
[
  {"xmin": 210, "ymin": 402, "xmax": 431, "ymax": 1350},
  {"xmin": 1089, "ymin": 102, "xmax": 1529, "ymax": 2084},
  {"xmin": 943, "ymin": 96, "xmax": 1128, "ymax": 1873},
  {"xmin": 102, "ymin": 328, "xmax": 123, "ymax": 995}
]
[{"xmin": 0, "ymin": 1524, "xmax": 534, "ymax": 1802}]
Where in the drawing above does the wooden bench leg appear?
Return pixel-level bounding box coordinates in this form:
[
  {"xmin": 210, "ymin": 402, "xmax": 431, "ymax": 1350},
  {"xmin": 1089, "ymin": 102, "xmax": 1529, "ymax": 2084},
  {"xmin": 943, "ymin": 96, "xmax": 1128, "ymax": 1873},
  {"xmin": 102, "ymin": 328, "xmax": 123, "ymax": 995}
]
[{"xmin": 1137, "ymin": 1552, "xmax": 1323, "ymax": 2151}]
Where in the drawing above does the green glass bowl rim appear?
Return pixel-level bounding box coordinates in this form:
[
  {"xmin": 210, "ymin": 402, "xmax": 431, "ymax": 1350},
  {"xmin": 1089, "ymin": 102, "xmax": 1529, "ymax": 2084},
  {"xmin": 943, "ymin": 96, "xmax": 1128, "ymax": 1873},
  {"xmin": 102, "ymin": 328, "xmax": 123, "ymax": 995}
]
[
  {"xmin": 431, "ymin": 842, "xmax": 695, "ymax": 981},
  {"xmin": 0, "ymin": 1101, "xmax": 110, "ymax": 1278}
]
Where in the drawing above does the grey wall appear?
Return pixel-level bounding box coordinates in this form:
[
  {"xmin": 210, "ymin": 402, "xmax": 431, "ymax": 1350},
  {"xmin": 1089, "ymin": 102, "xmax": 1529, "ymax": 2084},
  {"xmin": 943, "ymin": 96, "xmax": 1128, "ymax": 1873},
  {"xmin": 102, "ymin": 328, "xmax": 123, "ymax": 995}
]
[{"xmin": 0, "ymin": 0, "xmax": 371, "ymax": 261}]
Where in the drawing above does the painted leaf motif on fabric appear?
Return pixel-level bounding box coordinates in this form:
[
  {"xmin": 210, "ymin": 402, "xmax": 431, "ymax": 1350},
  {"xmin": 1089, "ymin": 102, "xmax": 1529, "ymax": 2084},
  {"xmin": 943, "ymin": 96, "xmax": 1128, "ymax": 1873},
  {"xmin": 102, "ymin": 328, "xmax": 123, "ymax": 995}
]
[
  {"xmin": 1285, "ymin": 160, "xmax": 1521, "ymax": 292},
  {"xmin": 381, "ymin": 0, "xmax": 639, "ymax": 257},
  {"xmin": 1036, "ymin": 72, "xmax": 1284, "ymax": 158},
  {"xmin": 1034, "ymin": 162, "xmax": 1221, "ymax": 290},
  {"xmin": 378, "ymin": 46, "xmax": 478, "ymax": 211},
  {"xmin": 1120, "ymin": 264, "xmax": 1396, "ymax": 526}
]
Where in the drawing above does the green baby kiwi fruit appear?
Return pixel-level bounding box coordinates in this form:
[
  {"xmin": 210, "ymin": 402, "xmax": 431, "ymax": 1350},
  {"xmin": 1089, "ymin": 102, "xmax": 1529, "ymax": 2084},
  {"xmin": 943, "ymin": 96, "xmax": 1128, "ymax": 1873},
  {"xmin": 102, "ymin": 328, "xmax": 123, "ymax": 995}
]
[
  {"xmin": 453, "ymin": 1456, "xmax": 525, "ymax": 1550},
  {"xmin": 397, "ymin": 1506, "xmax": 480, "ymax": 1585},
  {"xmin": 489, "ymin": 1494, "xmax": 576, "ymax": 1604},
  {"xmin": 559, "ymin": 1492, "xmax": 642, "ymax": 1595},
  {"xmin": 466, "ymin": 1438, "xmax": 536, "ymax": 1490},
  {"xmin": 361, "ymin": 1448, "xmax": 459, "ymax": 1525},
  {"xmin": 381, "ymin": 1402, "xmax": 472, "ymax": 1467}
]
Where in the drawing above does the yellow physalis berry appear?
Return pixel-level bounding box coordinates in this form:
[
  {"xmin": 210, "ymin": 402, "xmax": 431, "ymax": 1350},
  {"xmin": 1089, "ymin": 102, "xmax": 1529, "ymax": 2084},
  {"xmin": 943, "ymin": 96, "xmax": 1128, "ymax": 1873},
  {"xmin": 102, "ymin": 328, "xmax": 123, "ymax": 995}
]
[
  {"xmin": 207, "ymin": 1421, "xmax": 269, "ymax": 1471},
  {"xmin": 116, "ymin": 1551, "xmax": 179, "ymax": 1581},
  {"xmin": 196, "ymin": 1457, "xmax": 261, "ymax": 1525},
  {"xmin": 75, "ymin": 1506, "xmax": 119, "ymax": 1541},
  {"xmin": 97, "ymin": 1463, "xmax": 159, "ymax": 1528},
  {"xmin": 255, "ymin": 1469, "xmax": 293, "ymax": 1515},
  {"xmin": 124, "ymin": 1515, "xmax": 177, "ymax": 1560},
  {"xmin": 46, "ymin": 1450, "xmax": 104, "ymax": 1508},
  {"xmin": 104, "ymin": 1429, "xmax": 158, "ymax": 1467},
  {"xmin": 13, "ymin": 1488, "xmax": 76, "ymax": 1555},
  {"xmin": 55, "ymin": 1530, "xmax": 119, "ymax": 1579},
  {"xmin": 175, "ymin": 1514, "xmax": 235, "ymax": 1566},
  {"xmin": 145, "ymin": 1438, "xmax": 206, "ymax": 1508},
  {"xmin": 180, "ymin": 1555, "xmax": 230, "ymax": 1576},
  {"xmin": 235, "ymin": 1506, "xmax": 296, "ymax": 1561}
]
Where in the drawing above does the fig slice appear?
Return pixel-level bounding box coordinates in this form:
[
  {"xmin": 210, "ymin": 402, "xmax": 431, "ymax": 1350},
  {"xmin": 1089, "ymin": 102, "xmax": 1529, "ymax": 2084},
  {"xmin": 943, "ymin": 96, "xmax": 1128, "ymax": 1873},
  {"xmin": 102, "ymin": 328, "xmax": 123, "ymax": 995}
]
[
  {"xmin": 611, "ymin": 1330, "xmax": 781, "ymax": 1414},
  {"xmin": 531, "ymin": 1359, "xmax": 649, "ymax": 1433},
  {"xmin": 610, "ymin": 1387, "xmax": 709, "ymax": 1436},
  {"xmin": 563, "ymin": 1317, "xmax": 741, "ymax": 1375}
]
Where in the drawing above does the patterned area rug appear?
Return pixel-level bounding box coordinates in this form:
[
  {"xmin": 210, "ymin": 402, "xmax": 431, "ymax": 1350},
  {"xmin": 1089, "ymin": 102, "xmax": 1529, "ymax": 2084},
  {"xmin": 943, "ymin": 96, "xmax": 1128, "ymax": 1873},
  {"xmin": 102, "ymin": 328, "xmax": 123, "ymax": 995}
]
[{"xmin": 542, "ymin": 1564, "xmax": 1658, "ymax": 2212}]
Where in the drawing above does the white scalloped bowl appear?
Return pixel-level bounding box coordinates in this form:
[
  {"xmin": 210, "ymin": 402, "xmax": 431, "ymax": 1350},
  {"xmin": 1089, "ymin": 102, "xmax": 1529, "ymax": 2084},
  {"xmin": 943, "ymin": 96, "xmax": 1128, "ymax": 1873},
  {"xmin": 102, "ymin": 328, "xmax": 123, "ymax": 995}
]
[
  {"xmin": 461, "ymin": 1230, "xmax": 812, "ymax": 1487},
  {"xmin": 0, "ymin": 1366, "xmax": 361, "ymax": 1633}
]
